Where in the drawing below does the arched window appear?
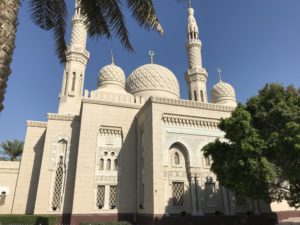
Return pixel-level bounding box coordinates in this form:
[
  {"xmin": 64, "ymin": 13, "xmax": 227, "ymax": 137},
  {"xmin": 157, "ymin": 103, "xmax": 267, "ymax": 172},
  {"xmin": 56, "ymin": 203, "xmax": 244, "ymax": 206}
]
[
  {"xmin": 99, "ymin": 158, "xmax": 104, "ymax": 170},
  {"xmin": 174, "ymin": 152, "xmax": 180, "ymax": 165},
  {"xmin": 200, "ymin": 90, "xmax": 204, "ymax": 102},
  {"xmin": 58, "ymin": 139, "xmax": 67, "ymax": 154},
  {"xmin": 106, "ymin": 159, "xmax": 111, "ymax": 171},
  {"xmin": 194, "ymin": 90, "xmax": 197, "ymax": 101},
  {"xmin": 64, "ymin": 72, "xmax": 68, "ymax": 95},
  {"xmin": 52, "ymin": 156, "xmax": 64, "ymax": 211},
  {"xmin": 205, "ymin": 157, "xmax": 211, "ymax": 166},
  {"xmin": 114, "ymin": 159, "xmax": 118, "ymax": 171},
  {"xmin": 71, "ymin": 72, "xmax": 76, "ymax": 91},
  {"xmin": 78, "ymin": 74, "xmax": 83, "ymax": 95}
]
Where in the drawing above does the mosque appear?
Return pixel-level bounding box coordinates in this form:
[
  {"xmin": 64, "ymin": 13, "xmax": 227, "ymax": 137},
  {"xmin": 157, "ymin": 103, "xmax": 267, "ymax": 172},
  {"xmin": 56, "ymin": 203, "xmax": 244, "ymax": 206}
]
[{"xmin": 0, "ymin": 1, "xmax": 298, "ymax": 225}]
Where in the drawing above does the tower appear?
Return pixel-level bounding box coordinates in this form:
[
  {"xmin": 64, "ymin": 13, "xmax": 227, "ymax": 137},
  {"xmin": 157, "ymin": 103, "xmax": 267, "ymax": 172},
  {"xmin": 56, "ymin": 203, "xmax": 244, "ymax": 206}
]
[
  {"xmin": 58, "ymin": 0, "xmax": 89, "ymax": 115},
  {"xmin": 185, "ymin": 1, "xmax": 208, "ymax": 103}
]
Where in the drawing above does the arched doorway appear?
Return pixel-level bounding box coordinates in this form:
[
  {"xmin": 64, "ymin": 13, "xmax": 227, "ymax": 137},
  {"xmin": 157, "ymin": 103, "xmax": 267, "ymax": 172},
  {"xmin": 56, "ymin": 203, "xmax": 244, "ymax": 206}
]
[{"xmin": 165, "ymin": 143, "xmax": 192, "ymax": 215}]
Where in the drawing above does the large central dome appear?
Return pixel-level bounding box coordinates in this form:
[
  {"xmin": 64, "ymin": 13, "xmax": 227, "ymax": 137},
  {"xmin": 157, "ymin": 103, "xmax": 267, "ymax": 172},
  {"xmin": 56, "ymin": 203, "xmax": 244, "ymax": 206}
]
[{"xmin": 126, "ymin": 64, "xmax": 180, "ymax": 99}]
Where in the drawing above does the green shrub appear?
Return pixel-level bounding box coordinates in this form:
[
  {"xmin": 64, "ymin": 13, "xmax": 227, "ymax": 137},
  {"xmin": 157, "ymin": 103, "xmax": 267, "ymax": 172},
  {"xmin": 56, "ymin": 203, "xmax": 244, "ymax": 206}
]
[
  {"xmin": 0, "ymin": 215, "xmax": 56, "ymax": 225},
  {"xmin": 80, "ymin": 222, "xmax": 132, "ymax": 225}
]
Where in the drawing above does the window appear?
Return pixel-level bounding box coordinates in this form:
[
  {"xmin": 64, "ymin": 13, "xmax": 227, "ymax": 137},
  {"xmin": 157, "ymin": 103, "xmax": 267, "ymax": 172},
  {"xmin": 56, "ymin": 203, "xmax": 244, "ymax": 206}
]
[
  {"xmin": 99, "ymin": 158, "xmax": 104, "ymax": 170},
  {"xmin": 58, "ymin": 139, "xmax": 67, "ymax": 153},
  {"xmin": 106, "ymin": 159, "xmax": 111, "ymax": 171},
  {"xmin": 64, "ymin": 72, "xmax": 68, "ymax": 95},
  {"xmin": 174, "ymin": 152, "xmax": 180, "ymax": 165},
  {"xmin": 0, "ymin": 191, "xmax": 6, "ymax": 206},
  {"xmin": 172, "ymin": 182, "xmax": 184, "ymax": 206},
  {"xmin": 52, "ymin": 156, "xmax": 64, "ymax": 211},
  {"xmin": 109, "ymin": 186, "xmax": 117, "ymax": 209},
  {"xmin": 205, "ymin": 157, "xmax": 211, "ymax": 166},
  {"xmin": 235, "ymin": 193, "xmax": 247, "ymax": 206},
  {"xmin": 71, "ymin": 72, "xmax": 76, "ymax": 91},
  {"xmin": 114, "ymin": 159, "xmax": 118, "ymax": 171},
  {"xmin": 79, "ymin": 74, "xmax": 83, "ymax": 95},
  {"xmin": 96, "ymin": 185, "xmax": 105, "ymax": 209},
  {"xmin": 200, "ymin": 90, "xmax": 204, "ymax": 102},
  {"xmin": 194, "ymin": 90, "xmax": 197, "ymax": 101}
]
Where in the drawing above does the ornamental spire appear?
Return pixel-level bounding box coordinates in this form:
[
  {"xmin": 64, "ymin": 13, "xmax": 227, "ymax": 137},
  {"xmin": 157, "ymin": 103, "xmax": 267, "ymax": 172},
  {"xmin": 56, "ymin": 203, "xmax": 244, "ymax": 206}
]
[
  {"xmin": 111, "ymin": 50, "xmax": 115, "ymax": 65},
  {"xmin": 217, "ymin": 68, "xmax": 222, "ymax": 82},
  {"xmin": 187, "ymin": 0, "xmax": 199, "ymax": 41},
  {"xmin": 149, "ymin": 50, "xmax": 155, "ymax": 64}
]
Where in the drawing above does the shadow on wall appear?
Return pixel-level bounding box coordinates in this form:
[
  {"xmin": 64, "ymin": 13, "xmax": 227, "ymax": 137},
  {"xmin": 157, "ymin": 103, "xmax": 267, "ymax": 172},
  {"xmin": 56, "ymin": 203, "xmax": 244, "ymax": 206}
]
[
  {"xmin": 59, "ymin": 120, "xmax": 81, "ymax": 224},
  {"xmin": 137, "ymin": 187, "xmax": 278, "ymax": 225},
  {"xmin": 25, "ymin": 131, "xmax": 46, "ymax": 214}
]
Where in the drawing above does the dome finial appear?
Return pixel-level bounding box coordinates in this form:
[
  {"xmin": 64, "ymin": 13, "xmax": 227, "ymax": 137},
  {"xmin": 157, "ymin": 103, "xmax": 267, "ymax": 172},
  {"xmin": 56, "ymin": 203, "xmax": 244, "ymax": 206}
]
[
  {"xmin": 111, "ymin": 49, "xmax": 115, "ymax": 65},
  {"xmin": 217, "ymin": 68, "xmax": 222, "ymax": 82},
  {"xmin": 188, "ymin": 0, "xmax": 192, "ymax": 8},
  {"xmin": 149, "ymin": 50, "xmax": 155, "ymax": 64}
]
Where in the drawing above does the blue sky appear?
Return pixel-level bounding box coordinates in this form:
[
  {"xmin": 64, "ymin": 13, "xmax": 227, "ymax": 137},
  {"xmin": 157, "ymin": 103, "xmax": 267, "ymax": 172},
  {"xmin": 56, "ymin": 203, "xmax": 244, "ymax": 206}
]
[{"xmin": 0, "ymin": 0, "xmax": 299, "ymax": 144}]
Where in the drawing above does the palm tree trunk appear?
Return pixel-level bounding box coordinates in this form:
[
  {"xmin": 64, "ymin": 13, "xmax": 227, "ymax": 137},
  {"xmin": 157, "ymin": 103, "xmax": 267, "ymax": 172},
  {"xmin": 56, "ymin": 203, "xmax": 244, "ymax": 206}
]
[{"xmin": 0, "ymin": 0, "xmax": 20, "ymax": 112}]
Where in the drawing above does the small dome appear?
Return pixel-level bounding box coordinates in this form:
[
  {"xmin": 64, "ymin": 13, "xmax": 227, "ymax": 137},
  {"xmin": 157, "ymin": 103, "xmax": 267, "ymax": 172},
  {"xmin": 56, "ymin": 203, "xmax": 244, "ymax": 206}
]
[
  {"xmin": 126, "ymin": 64, "xmax": 180, "ymax": 99},
  {"xmin": 98, "ymin": 63, "xmax": 125, "ymax": 88},
  {"xmin": 211, "ymin": 80, "xmax": 237, "ymax": 107}
]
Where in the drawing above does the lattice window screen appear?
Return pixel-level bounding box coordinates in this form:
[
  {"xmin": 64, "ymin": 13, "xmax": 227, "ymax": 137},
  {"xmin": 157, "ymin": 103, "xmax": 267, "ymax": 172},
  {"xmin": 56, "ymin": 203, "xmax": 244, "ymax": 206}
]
[
  {"xmin": 52, "ymin": 156, "xmax": 64, "ymax": 210},
  {"xmin": 109, "ymin": 186, "xmax": 117, "ymax": 208},
  {"xmin": 235, "ymin": 194, "xmax": 247, "ymax": 206},
  {"xmin": 172, "ymin": 182, "xmax": 184, "ymax": 206},
  {"xmin": 96, "ymin": 185, "xmax": 105, "ymax": 209},
  {"xmin": 0, "ymin": 192, "xmax": 6, "ymax": 206}
]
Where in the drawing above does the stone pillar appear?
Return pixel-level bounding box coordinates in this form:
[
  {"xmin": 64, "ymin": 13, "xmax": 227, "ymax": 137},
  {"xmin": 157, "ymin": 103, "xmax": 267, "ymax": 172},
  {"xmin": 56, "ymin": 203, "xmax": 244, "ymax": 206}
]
[
  {"xmin": 221, "ymin": 186, "xmax": 231, "ymax": 215},
  {"xmin": 228, "ymin": 190, "xmax": 236, "ymax": 215},
  {"xmin": 195, "ymin": 175, "xmax": 203, "ymax": 215},
  {"xmin": 104, "ymin": 185, "xmax": 110, "ymax": 209},
  {"xmin": 253, "ymin": 200, "xmax": 260, "ymax": 215},
  {"xmin": 190, "ymin": 176, "xmax": 197, "ymax": 215}
]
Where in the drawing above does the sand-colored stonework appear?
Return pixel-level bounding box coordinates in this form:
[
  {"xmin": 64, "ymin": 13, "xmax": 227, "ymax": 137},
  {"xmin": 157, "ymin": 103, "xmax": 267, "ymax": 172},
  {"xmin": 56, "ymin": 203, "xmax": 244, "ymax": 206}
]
[{"xmin": 0, "ymin": 1, "xmax": 298, "ymax": 224}]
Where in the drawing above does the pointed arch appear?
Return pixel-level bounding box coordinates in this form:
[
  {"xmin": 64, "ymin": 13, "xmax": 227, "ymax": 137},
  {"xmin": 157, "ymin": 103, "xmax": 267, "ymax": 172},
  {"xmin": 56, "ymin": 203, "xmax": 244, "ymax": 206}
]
[{"xmin": 168, "ymin": 142, "xmax": 191, "ymax": 167}]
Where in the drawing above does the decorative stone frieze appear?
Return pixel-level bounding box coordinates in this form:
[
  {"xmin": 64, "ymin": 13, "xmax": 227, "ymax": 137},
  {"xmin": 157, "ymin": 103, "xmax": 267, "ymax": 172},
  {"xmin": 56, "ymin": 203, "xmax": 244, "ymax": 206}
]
[
  {"xmin": 26, "ymin": 120, "xmax": 47, "ymax": 128},
  {"xmin": 150, "ymin": 97, "xmax": 235, "ymax": 112},
  {"xmin": 162, "ymin": 113, "xmax": 219, "ymax": 129},
  {"xmin": 99, "ymin": 126, "xmax": 122, "ymax": 136},
  {"xmin": 83, "ymin": 98, "xmax": 143, "ymax": 109},
  {"xmin": 47, "ymin": 113, "xmax": 80, "ymax": 121}
]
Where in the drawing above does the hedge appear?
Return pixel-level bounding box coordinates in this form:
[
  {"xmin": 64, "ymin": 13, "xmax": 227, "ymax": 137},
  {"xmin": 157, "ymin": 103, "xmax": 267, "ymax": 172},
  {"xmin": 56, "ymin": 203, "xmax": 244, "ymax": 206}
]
[
  {"xmin": 0, "ymin": 215, "xmax": 56, "ymax": 225},
  {"xmin": 80, "ymin": 222, "xmax": 132, "ymax": 225}
]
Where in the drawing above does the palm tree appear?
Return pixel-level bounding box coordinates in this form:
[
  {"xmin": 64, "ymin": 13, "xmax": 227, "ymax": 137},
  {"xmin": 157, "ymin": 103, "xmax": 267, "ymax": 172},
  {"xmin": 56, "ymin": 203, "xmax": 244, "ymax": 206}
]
[
  {"xmin": 0, "ymin": 0, "xmax": 164, "ymax": 112},
  {"xmin": 0, "ymin": 140, "xmax": 24, "ymax": 161},
  {"xmin": 0, "ymin": 0, "xmax": 19, "ymax": 112}
]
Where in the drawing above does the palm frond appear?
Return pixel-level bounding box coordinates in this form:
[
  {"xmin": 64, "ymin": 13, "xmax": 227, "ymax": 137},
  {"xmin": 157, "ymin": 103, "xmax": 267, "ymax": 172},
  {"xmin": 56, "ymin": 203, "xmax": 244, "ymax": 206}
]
[
  {"xmin": 81, "ymin": 0, "xmax": 133, "ymax": 51},
  {"xmin": 101, "ymin": 0, "xmax": 133, "ymax": 51},
  {"xmin": 50, "ymin": 0, "xmax": 67, "ymax": 63},
  {"xmin": 126, "ymin": 0, "xmax": 163, "ymax": 35},
  {"xmin": 0, "ymin": 140, "xmax": 24, "ymax": 161},
  {"xmin": 29, "ymin": 0, "xmax": 67, "ymax": 63},
  {"xmin": 80, "ymin": 0, "xmax": 111, "ymax": 39},
  {"xmin": 30, "ymin": 0, "xmax": 54, "ymax": 30}
]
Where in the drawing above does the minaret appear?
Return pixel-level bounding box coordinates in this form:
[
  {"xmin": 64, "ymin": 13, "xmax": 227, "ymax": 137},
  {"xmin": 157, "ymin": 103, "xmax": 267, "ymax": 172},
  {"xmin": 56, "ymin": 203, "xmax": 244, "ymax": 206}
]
[
  {"xmin": 58, "ymin": 0, "xmax": 90, "ymax": 115},
  {"xmin": 185, "ymin": 1, "xmax": 208, "ymax": 103}
]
